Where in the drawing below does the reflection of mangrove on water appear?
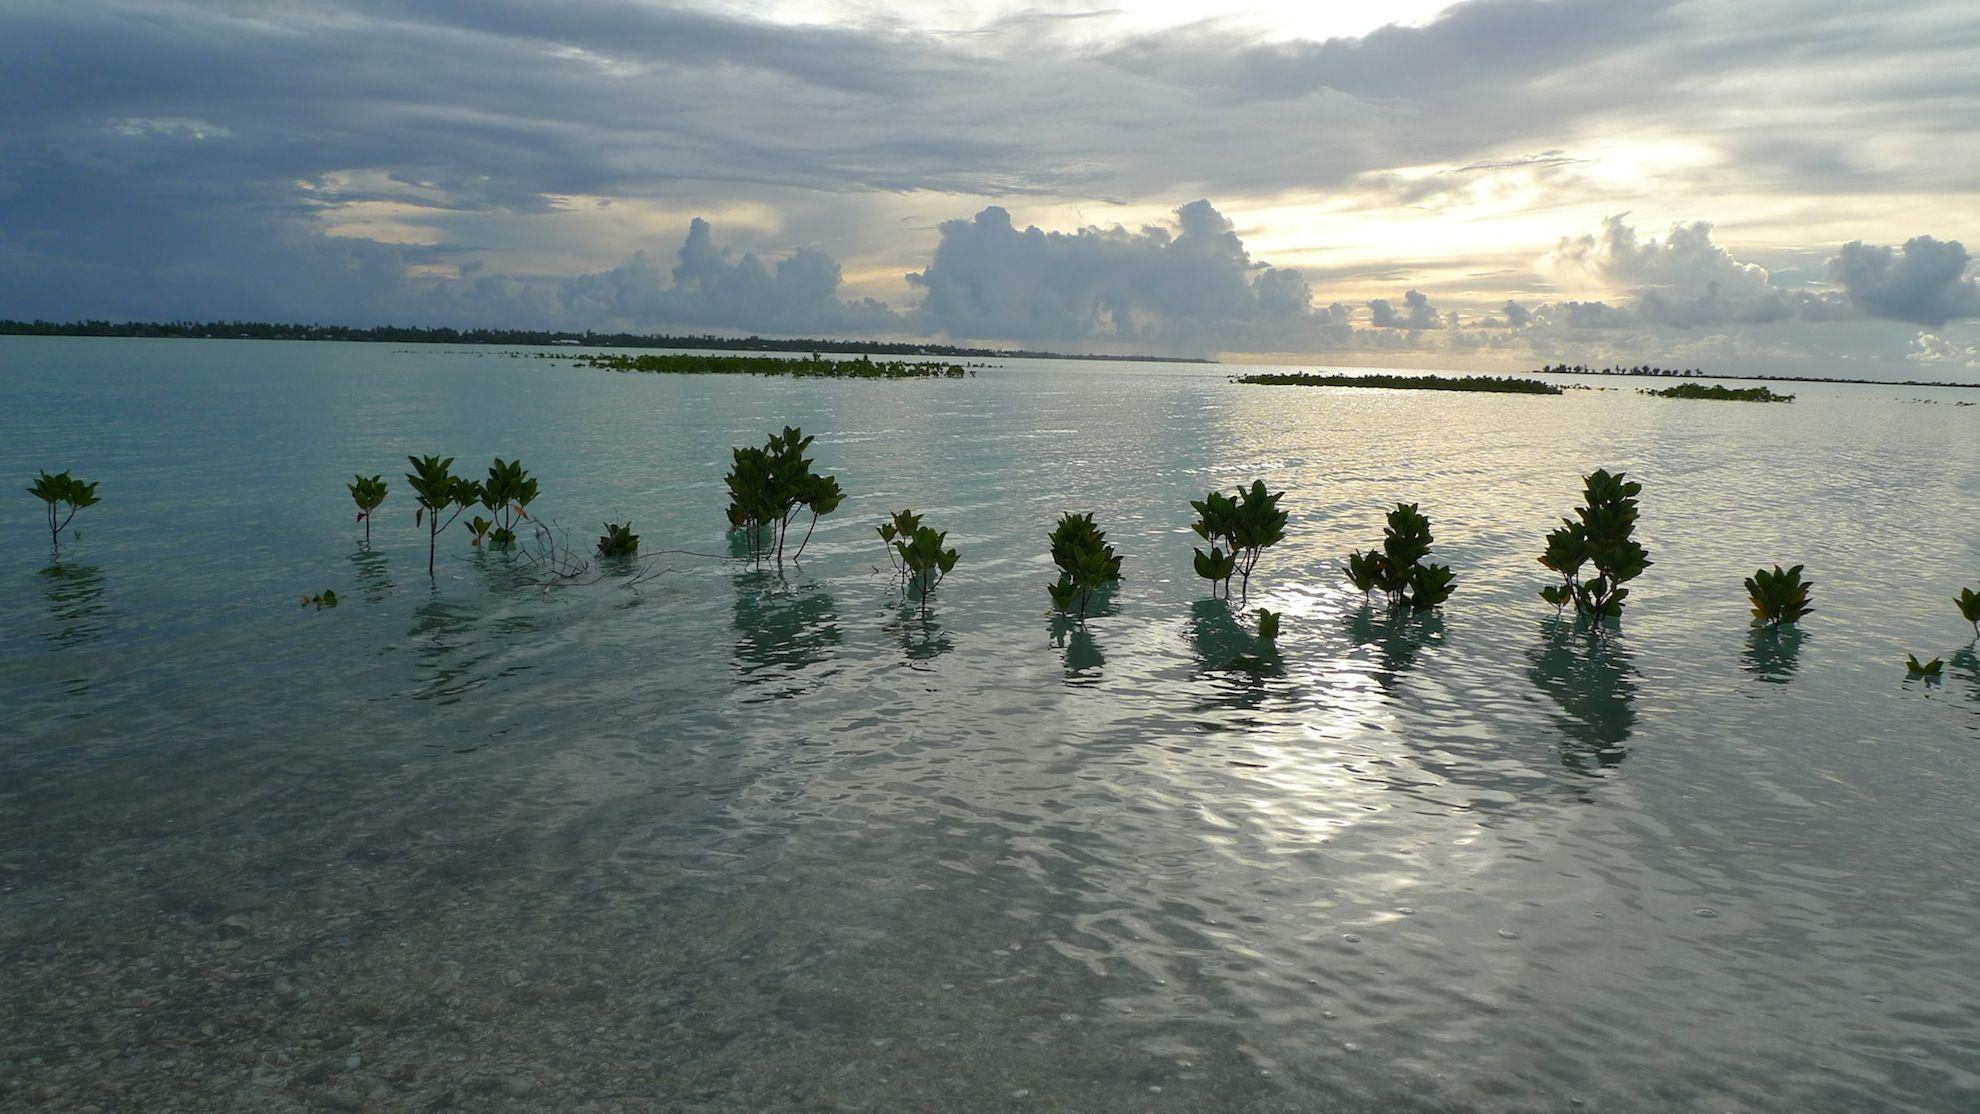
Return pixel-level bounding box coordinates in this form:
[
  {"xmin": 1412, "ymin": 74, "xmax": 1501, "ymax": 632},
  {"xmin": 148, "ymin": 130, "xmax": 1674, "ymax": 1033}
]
[
  {"xmin": 40, "ymin": 562, "xmax": 107, "ymax": 647},
  {"xmin": 1187, "ymin": 598, "xmax": 1284, "ymax": 711},
  {"xmin": 1527, "ymin": 622, "xmax": 1639, "ymax": 774},
  {"xmin": 1742, "ymin": 625, "xmax": 1805, "ymax": 685},
  {"xmin": 732, "ymin": 572, "xmax": 841, "ymax": 696},
  {"xmin": 348, "ymin": 546, "xmax": 394, "ymax": 604},
  {"xmin": 1952, "ymin": 648, "xmax": 1980, "ymax": 706},
  {"xmin": 889, "ymin": 606, "xmax": 953, "ymax": 665},
  {"xmin": 1346, "ymin": 605, "xmax": 1444, "ymax": 689},
  {"xmin": 1048, "ymin": 615, "xmax": 1104, "ymax": 684}
]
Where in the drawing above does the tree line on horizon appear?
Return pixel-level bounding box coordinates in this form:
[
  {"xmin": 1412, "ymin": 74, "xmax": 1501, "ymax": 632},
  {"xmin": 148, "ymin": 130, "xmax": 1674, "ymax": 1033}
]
[{"xmin": 0, "ymin": 318, "xmax": 1210, "ymax": 364}]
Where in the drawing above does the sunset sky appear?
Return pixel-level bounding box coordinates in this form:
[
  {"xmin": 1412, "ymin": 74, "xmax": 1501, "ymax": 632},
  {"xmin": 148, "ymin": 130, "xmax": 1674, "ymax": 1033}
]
[{"xmin": 4, "ymin": 0, "xmax": 1978, "ymax": 374}]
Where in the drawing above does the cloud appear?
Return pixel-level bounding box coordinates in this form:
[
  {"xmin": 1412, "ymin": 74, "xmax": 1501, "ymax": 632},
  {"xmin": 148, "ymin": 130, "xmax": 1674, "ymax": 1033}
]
[
  {"xmin": 903, "ymin": 200, "xmax": 1340, "ymax": 351},
  {"xmin": 1368, "ymin": 289, "xmax": 1442, "ymax": 329},
  {"xmin": 1829, "ymin": 236, "xmax": 1980, "ymax": 327},
  {"xmin": 1907, "ymin": 331, "xmax": 1980, "ymax": 367}
]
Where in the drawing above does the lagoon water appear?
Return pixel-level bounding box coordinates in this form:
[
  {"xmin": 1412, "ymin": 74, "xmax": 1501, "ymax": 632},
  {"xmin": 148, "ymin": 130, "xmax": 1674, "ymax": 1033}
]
[{"xmin": 2, "ymin": 336, "xmax": 1979, "ymax": 1111}]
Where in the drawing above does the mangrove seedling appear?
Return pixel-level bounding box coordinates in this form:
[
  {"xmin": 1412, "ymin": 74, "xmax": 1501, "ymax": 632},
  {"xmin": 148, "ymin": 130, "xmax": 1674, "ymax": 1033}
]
[
  {"xmin": 725, "ymin": 426, "xmax": 841, "ymax": 564},
  {"xmin": 1906, "ymin": 653, "xmax": 1943, "ymax": 679},
  {"xmin": 405, "ymin": 455, "xmax": 481, "ymax": 577},
  {"xmin": 1256, "ymin": 608, "xmax": 1281, "ymax": 642},
  {"xmin": 27, "ymin": 469, "xmax": 100, "ymax": 552},
  {"xmin": 1190, "ymin": 480, "xmax": 1287, "ymax": 601},
  {"xmin": 303, "ymin": 589, "xmax": 339, "ymax": 610},
  {"xmin": 1046, "ymin": 511, "xmax": 1124, "ymax": 620},
  {"xmin": 347, "ymin": 474, "xmax": 388, "ymax": 545},
  {"xmin": 598, "ymin": 521, "xmax": 640, "ymax": 557},
  {"xmin": 1538, "ymin": 469, "xmax": 1652, "ymax": 620},
  {"xmin": 470, "ymin": 457, "xmax": 538, "ymax": 549},
  {"xmin": 1745, "ymin": 564, "xmax": 1814, "ymax": 629},
  {"xmin": 1343, "ymin": 503, "xmax": 1457, "ymax": 610},
  {"xmin": 1957, "ymin": 586, "xmax": 1980, "ymax": 640},
  {"xmin": 879, "ymin": 508, "xmax": 958, "ymax": 609}
]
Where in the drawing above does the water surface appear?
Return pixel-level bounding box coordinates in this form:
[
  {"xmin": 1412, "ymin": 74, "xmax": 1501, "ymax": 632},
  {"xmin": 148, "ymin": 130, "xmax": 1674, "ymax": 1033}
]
[{"xmin": 3, "ymin": 336, "xmax": 1979, "ymax": 1111}]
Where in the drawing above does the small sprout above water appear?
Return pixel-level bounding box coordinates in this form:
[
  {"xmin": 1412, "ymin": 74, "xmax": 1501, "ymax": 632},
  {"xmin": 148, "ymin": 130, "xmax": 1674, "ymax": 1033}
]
[
  {"xmin": 1538, "ymin": 468, "xmax": 1651, "ymax": 621},
  {"xmin": 1046, "ymin": 511, "xmax": 1123, "ymax": 621},
  {"xmin": 469, "ymin": 458, "xmax": 538, "ymax": 550},
  {"xmin": 1190, "ymin": 480, "xmax": 1287, "ymax": 602},
  {"xmin": 726, "ymin": 426, "xmax": 841, "ymax": 564},
  {"xmin": 347, "ymin": 474, "xmax": 388, "ymax": 545},
  {"xmin": 405, "ymin": 454, "xmax": 479, "ymax": 577},
  {"xmin": 1343, "ymin": 503, "xmax": 1456, "ymax": 611},
  {"xmin": 1256, "ymin": 608, "xmax": 1281, "ymax": 642},
  {"xmin": 1957, "ymin": 587, "xmax": 1980, "ymax": 640},
  {"xmin": 1745, "ymin": 564, "xmax": 1813, "ymax": 628},
  {"xmin": 303, "ymin": 589, "xmax": 339, "ymax": 610},
  {"xmin": 27, "ymin": 469, "xmax": 100, "ymax": 553},
  {"xmin": 1906, "ymin": 653, "xmax": 1943, "ymax": 679},
  {"xmin": 597, "ymin": 521, "xmax": 640, "ymax": 557},
  {"xmin": 879, "ymin": 508, "xmax": 958, "ymax": 610}
]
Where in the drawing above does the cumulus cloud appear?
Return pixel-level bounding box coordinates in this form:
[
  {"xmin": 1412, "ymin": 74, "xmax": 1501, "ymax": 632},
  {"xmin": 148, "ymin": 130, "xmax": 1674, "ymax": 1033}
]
[
  {"xmin": 1368, "ymin": 289, "xmax": 1442, "ymax": 330},
  {"xmin": 1830, "ymin": 237, "xmax": 1980, "ymax": 327},
  {"xmin": 1907, "ymin": 332, "xmax": 1980, "ymax": 367},
  {"xmin": 904, "ymin": 200, "xmax": 1341, "ymax": 351}
]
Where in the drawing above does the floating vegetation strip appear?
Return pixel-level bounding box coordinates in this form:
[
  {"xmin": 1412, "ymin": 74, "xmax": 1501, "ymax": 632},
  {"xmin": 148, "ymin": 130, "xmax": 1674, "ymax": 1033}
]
[
  {"xmin": 1639, "ymin": 383, "xmax": 1793, "ymax": 403},
  {"xmin": 1235, "ymin": 372, "xmax": 1562, "ymax": 395},
  {"xmin": 575, "ymin": 352, "xmax": 967, "ymax": 379}
]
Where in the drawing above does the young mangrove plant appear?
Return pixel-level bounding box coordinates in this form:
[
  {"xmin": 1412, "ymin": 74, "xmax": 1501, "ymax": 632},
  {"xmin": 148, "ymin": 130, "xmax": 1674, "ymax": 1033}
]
[
  {"xmin": 878, "ymin": 508, "xmax": 958, "ymax": 610},
  {"xmin": 1190, "ymin": 480, "xmax": 1287, "ymax": 602},
  {"xmin": 27, "ymin": 470, "xmax": 100, "ymax": 552},
  {"xmin": 405, "ymin": 455, "xmax": 480, "ymax": 577},
  {"xmin": 303, "ymin": 589, "xmax": 339, "ymax": 610},
  {"xmin": 598, "ymin": 521, "xmax": 640, "ymax": 557},
  {"xmin": 347, "ymin": 474, "xmax": 388, "ymax": 545},
  {"xmin": 1745, "ymin": 564, "xmax": 1814, "ymax": 629},
  {"xmin": 1046, "ymin": 512, "xmax": 1123, "ymax": 620},
  {"xmin": 469, "ymin": 457, "xmax": 538, "ymax": 549},
  {"xmin": 725, "ymin": 427, "xmax": 842, "ymax": 564},
  {"xmin": 1906, "ymin": 653, "xmax": 1943, "ymax": 679},
  {"xmin": 1538, "ymin": 469, "xmax": 1652, "ymax": 620},
  {"xmin": 1343, "ymin": 503, "xmax": 1457, "ymax": 611},
  {"xmin": 1256, "ymin": 608, "xmax": 1281, "ymax": 642},
  {"xmin": 1957, "ymin": 586, "xmax": 1980, "ymax": 640}
]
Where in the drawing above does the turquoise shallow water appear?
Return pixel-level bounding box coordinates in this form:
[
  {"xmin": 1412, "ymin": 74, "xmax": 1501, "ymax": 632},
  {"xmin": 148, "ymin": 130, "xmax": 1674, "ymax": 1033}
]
[{"xmin": 2, "ymin": 336, "xmax": 1979, "ymax": 1111}]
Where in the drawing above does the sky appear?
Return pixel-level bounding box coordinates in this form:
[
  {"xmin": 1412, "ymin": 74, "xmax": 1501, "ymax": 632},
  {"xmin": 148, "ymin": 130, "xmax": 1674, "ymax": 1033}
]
[{"xmin": 3, "ymin": 0, "xmax": 1979, "ymax": 376}]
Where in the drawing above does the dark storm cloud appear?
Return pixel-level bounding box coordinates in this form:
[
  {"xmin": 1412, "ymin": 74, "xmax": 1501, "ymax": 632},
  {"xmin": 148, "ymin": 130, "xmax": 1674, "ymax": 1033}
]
[{"xmin": 1829, "ymin": 237, "xmax": 1980, "ymax": 327}]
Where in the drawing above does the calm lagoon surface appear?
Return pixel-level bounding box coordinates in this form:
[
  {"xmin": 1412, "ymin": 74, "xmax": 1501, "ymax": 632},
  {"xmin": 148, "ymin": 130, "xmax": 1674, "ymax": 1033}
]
[{"xmin": 3, "ymin": 335, "xmax": 1979, "ymax": 1112}]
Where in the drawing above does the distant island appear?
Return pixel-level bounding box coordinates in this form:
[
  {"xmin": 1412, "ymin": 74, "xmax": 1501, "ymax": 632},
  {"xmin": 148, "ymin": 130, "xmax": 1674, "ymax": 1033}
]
[
  {"xmin": 0, "ymin": 318, "xmax": 1212, "ymax": 364},
  {"xmin": 1533, "ymin": 361, "xmax": 1980, "ymax": 390}
]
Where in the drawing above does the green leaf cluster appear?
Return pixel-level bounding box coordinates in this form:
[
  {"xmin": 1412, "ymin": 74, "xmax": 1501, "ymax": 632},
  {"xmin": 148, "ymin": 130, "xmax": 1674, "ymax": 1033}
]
[
  {"xmin": 878, "ymin": 509, "xmax": 958, "ymax": 608},
  {"xmin": 1255, "ymin": 608, "xmax": 1281, "ymax": 642},
  {"xmin": 1046, "ymin": 512, "xmax": 1123, "ymax": 619},
  {"xmin": 1956, "ymin": 587, "xmax": 1980, "ymax": 639},
  {"xmin": 26, "ymin": 469, "xmax": 101, "ymax": 550},
  {"xmin": 405, "ymin": 455, "xmax": 481, "ymax": 575},
  {"xmin": 347, "ymin": 474, "xmax": 388, "ymax": 543},
  {"xmin": 1745, "ymin": 564, "xmax": 1813, "ymax": 628},
  {"xmin": 1190, "ymin": 480, "xmax": 1287, "ymax": 601},
  {"xmin": 303, "ymin": 589, "xmax": 338, "ymax": 609},
  {"xmin": 1538, "ymin": 469, "xmax": 1652, "ymax": 619},
  {"xmin": 726, "ymin": 426, "xmax": 842, "ymax": 563},
  {"xmin": 597, "ymin": 521, "xmax": 640, "ymax": 557},
  {"xmin": 1343, "ymin": 503, "xmax": 1456, "ymax": 610},
  {"xmin": 1906, "ymin": 653, "xmax": 1943, "ymax": 678},
  {"xmin": 470, "ymin": 457, "xmax": 538, "ymax": 550}
]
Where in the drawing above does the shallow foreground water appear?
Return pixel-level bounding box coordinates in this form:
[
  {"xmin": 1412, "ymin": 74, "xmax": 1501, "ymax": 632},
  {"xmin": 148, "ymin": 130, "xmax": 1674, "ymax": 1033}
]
[{"xmin": 3, "ymin": 336, "xmax": 1978, "ymax": 1112}]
